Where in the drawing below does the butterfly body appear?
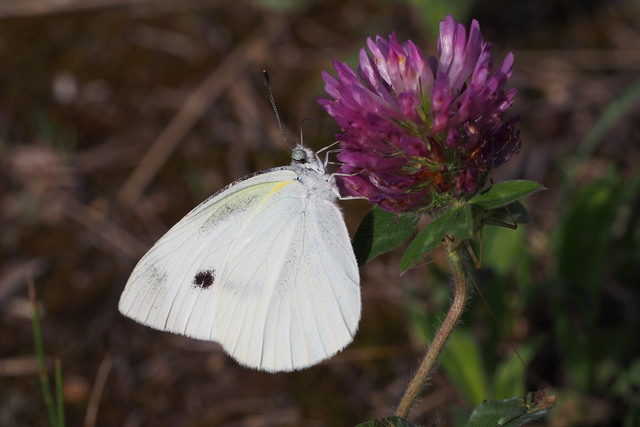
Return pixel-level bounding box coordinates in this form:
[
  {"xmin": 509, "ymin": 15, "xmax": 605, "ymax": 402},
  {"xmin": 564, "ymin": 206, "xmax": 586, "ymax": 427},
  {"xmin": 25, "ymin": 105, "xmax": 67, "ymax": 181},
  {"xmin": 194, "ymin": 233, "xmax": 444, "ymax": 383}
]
[{"xmin": 119, "ymin": 146, "xmax": 361, "ymax": 372}]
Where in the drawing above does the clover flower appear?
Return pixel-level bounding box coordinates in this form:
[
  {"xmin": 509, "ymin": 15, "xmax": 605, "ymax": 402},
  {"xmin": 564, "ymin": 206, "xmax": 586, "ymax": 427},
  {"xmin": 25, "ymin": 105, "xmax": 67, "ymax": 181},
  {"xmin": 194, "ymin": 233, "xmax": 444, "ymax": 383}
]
[{"xmin": 319, "ymin": 15, "xmax": 521, "ymax": 212}]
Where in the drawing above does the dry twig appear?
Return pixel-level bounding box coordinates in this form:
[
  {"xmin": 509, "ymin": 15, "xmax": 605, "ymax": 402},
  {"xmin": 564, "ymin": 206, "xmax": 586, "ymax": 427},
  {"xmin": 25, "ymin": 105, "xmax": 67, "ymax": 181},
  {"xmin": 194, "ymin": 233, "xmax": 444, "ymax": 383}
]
[{"xmin": 84, "ymin": 354, "xmax": 114, "ymax": 427}]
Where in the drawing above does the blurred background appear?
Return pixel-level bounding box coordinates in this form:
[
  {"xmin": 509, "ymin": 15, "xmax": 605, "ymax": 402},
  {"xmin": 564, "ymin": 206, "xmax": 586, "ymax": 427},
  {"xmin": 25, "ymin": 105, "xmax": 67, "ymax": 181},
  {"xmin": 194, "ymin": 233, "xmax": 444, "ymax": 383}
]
[{"xmin": 1, "ymin": 0, "xmax": 639, "ymax": 425}]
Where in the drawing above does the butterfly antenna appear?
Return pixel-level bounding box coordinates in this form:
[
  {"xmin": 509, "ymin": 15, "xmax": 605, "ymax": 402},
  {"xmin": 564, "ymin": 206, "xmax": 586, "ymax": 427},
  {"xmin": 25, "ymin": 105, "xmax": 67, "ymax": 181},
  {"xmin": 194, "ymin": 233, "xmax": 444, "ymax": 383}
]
[
  {"xmin": 262, "ymin": 70, "xmax": 293, "ymax": 149},
  {"xmin": 299, "ymin": 118, "xmax": 312, "ymax": 147}
]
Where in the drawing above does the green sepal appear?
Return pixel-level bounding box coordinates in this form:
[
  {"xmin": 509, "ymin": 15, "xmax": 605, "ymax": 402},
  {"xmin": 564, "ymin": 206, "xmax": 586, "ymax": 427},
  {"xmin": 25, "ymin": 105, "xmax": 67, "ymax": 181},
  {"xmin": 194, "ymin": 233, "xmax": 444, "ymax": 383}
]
[{"xmin": 400, "ymin": 204, "xmax": 471, "ymax": 272}]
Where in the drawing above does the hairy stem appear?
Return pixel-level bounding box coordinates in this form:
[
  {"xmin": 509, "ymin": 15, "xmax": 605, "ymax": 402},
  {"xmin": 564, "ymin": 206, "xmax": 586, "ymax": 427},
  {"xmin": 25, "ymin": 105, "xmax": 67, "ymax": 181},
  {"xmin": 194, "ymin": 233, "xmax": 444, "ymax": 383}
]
[{"xmin": 395, "ymin": 239, "xmax": 469, "ymax": 419}]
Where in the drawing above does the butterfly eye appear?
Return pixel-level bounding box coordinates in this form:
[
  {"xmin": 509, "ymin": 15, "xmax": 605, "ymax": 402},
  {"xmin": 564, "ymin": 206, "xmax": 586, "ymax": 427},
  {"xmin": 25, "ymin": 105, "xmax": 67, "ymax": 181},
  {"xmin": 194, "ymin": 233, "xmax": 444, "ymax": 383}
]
[{"xmin": 291, "ymin": 148, "xmax": 307, "ymax": 163}]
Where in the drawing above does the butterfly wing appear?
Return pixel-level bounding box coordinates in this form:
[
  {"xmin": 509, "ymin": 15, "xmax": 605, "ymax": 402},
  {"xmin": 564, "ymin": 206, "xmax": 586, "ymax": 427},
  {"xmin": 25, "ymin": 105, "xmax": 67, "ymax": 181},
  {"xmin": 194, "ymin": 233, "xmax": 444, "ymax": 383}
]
[
  {"xmin": 215, "ymin": 188, "xmax": 361, "ymax": 371},
  {"xmin": 119, "ymin": 168, "xmax": 360, "ymax": 371},
  {"xmin": 119, "ymin": 168, "xmax": 299, "ymax": 336}
]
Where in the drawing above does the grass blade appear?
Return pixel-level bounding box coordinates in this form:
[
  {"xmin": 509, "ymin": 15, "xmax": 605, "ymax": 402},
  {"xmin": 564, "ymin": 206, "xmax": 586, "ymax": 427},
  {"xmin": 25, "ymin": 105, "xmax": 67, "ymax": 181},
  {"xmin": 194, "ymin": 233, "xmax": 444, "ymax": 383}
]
[
  {"xmin": 55, "ymin": 359, "xmax": 66, "ymax": 427},
  {"xmin": 28, "ymin": 277, "xmax": 57, "ymax": 427}
]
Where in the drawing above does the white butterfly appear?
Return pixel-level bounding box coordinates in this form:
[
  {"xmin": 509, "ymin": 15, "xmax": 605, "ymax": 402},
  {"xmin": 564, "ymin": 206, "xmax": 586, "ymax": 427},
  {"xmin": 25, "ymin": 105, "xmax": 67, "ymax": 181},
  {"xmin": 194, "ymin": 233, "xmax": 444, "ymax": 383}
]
[{"xmin": 119, "ymin": 144, "xmax": 361, "ymax": 372}]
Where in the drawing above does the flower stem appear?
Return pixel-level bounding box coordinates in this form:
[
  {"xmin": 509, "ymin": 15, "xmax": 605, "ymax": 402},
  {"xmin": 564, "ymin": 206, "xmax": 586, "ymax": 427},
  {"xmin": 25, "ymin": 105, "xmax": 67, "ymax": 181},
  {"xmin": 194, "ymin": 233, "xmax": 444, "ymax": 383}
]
[{"xmin": 395, "ymin": 238, "xmax": 470, "ymax": 419}]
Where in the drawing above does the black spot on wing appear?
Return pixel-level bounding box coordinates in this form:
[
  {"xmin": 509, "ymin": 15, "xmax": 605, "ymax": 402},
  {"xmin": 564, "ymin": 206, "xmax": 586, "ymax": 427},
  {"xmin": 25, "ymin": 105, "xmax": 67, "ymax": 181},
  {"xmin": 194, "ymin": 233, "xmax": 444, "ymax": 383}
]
[{"xmin": 193, "ymin": 269, "xmax": 215, "ymax": 289}]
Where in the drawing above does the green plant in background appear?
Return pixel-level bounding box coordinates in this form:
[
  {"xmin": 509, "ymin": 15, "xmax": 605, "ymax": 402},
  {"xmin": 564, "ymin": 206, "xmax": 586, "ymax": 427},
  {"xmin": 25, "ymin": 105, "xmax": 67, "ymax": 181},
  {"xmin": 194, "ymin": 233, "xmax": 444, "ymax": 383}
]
[
  {"xmin": 408, "ymin": 0, "xmax": 476, "ymax": 37},
  {"xmin": 549, "ymin": 78, "xmax": 640, "ymax": 426},
  {"xmin": 28, "ymin": 277, "xmax": 65, "ymax": 427},
  {"xmin": 28, "ymin": 108, "xmax": 78, "ymax": 157},
  {"xmin": 320, "ymin": 15, "xmax": 550, "ymax": 425}
]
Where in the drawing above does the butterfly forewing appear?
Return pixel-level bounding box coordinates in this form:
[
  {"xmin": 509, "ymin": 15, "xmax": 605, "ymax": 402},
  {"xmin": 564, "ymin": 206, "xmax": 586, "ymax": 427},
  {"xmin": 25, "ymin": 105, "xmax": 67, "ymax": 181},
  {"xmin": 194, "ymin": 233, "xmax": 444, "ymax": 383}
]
[{"xmin": 119, "ymin": 169, "xmax": 298, "ymax": 339}]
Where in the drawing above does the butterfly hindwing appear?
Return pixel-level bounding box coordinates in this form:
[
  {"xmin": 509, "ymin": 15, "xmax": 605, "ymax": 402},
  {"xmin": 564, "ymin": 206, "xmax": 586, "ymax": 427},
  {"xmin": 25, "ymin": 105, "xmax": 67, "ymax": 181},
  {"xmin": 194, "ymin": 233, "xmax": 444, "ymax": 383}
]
[{"xmin": 215, "ymin": 188, "xmax": 360, "ymax": 371}]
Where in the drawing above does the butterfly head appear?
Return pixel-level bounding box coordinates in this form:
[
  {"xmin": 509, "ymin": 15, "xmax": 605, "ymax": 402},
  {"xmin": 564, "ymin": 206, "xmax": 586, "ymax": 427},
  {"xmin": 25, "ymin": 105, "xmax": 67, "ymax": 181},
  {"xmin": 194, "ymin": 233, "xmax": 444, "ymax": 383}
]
[{"xmin": 291, "ymin": 145, "xmax": 324, "ymax": 173}]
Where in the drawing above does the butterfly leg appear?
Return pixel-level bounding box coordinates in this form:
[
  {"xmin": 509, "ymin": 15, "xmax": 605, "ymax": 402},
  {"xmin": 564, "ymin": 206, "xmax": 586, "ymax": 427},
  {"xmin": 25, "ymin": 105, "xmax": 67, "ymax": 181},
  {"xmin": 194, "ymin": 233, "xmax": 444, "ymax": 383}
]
[
  {"xmin": 315, "ymin": 141, "xmax": 341, "ymax": 167},
  {"xmin": 329, "ymin": 171, "xmax": 368, "ymax": 200}
]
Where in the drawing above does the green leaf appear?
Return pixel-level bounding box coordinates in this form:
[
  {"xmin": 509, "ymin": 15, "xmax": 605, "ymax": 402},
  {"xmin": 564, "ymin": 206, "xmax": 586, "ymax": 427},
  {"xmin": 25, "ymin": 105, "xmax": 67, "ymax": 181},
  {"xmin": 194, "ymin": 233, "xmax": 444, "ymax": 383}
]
[
  {"xmin": 556, "ymin": 172, "xmax": 623, "ymax": 302},
  {"xmin": 450, "ymin": 204, "xmax": 473, "ymax": 239},
  {"xmin": 492, "ymin": 341, "xmax": 539, "ymax": 400},
  {"xmin": 483, "ymin": 200, "xmax": 531, "ymax": 226},
  {"xmin": 465, "ymin": 391, "xmax": 556, "ymax": 427},
  {"xmin": 481, "ymin": 224, "xmax": 528, "ymax": 278},
  {"xmin": 440, "ymin": 329, "xmax": 489, "ymax": 405},
  {"xmin": 400, "ymin": 205, "xmax": 462, "ymax": 272},
  {"xmin": 551, "ymin": 170, "xmax": 637, "ymax": 390},
  {"xmin": 468, "ymin": 180, "xmax": 544, "ymax": 210},
  {"xmin": 576, "ymin": 78, "xmax": 640, "ymax": 162},
  {"xmin": 352, "ymin": 207, "xmax": 418, "ymax": 266},
  {"xmin": 355, "ymin": 416, "xmax": 421, "ymax": 427}
]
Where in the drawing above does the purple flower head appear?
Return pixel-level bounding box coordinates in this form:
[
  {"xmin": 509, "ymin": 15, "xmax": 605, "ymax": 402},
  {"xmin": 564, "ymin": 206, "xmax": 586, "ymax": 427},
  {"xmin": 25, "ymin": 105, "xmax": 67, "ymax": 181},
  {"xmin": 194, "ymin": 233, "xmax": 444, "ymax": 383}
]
[{"xmin": 319, "ymin": 15, "xmax": 521, "ymax": 212}]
